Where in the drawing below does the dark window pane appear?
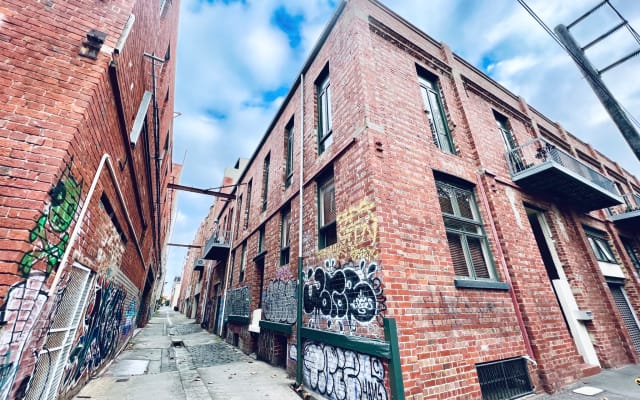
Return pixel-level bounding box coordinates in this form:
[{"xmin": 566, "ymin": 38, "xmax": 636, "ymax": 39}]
[
  {"xmin": 437, "ymin": 184, "xmax": 454, "ymax": 215},
  {"xmin": 456, "ymin": 190, "xmax": 474, "ymax": 219},
  {"xmin": 468, "ymin": 236, "xmax": 490, "ymax": 279},
  {"xmin": 447, "ymin": 232, "xmax": 469, "ymax": 277}
]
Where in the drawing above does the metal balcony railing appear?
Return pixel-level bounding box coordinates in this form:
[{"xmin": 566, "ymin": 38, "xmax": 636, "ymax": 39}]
[
  {"xmin": 609, "ymin": 193, "xmax": 640, "ymax": 216},
  {"xmin": 203, "ymin": 229, "xmax": 232, "ymax": 260},
  {"xmin": 506, "ymin": 138, "xmax": 619, "ymax": 195}
]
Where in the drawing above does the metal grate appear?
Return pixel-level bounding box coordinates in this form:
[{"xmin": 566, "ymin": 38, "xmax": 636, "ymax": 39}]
[
  {"xmin": 26, "ymin": 263, "xmax": 93, "ymax": 400},
  {"xmin": 477, "ymin": 357, "xmax": 533, "ymax": 400},
  {"xmin": 609, "ymin": 284, "xmax": 640, "ymax": 355}
]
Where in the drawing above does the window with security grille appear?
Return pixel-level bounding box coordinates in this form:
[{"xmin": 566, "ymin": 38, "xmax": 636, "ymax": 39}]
[
  {"xmin": 585, "ymin": 228, "xmax": 617, "ymax": 264},
  {"xmin": 244, "ymin": 180, "xmax": 252, "ymax": 230},
  {"xmin": 318, "ymin": 172, "xmax": 336, "ymax": 249},
  {"xmin": 437, "ymin": 180, "xmax": 496, "ymax": 280},
  {"xmin": 262, "ymin": 154, "xmax": 270, "ymax": 212},
  {"xmin": 476, "ymin": 357, "xmax": 533, "ymax": 400},
  {"xmin": 418, "ymin": 69, "xmax": 454, "ymax": 154}
]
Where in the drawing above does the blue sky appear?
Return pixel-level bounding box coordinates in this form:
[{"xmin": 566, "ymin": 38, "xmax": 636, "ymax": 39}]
[{"xmin": 165, "ymin": 0, "xmax": 640, "ymax": 292}]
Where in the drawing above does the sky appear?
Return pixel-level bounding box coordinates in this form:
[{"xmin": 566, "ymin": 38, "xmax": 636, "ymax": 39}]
[{"xmin": 165, "ymin": 0, "xmax": 640, "ymax": 293}]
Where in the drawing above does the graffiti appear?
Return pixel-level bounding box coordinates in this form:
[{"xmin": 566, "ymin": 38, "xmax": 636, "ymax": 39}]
[
  {"xmin": 303, "ymin": 341, "xmax": 388, "ymax": 400},
  {"xmin": 18, "ymin": 163, "xmax": 83, "ymax": 278},
  {"xmin": 274, "ymin": 264, "xmax": 293, "ymax": 280},
  {"xmin": 0, "ymin": 272, "xmax": 49, "ymax": 400},
  {"xmin": 61, "ymin": 276, "xmax": 134, "ymax": 390},
  {"xmin": 335, "ymin": 200, "xmax": 378, "ymax": 261},
  {"xmin": 289, "ymin": 344, "xmax": 297, "ymax": 361},
  {"xmin": 263, "ymin": 280, "xmax": 297, "ymax": 324},
  {"xmin": 303, "ymin": 259, "xmax": 386, "ymax": 332},
  {"xmin": 225, "ymin": 286, "xmax": 249, "ymax": 317},
  {"xmin": 122, "ymin": 298, "xmax": 137, "ymax": 337}
]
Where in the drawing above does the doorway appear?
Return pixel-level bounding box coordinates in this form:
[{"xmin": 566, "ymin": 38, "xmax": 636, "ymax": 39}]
[{"xmin": 526, "ymin": 207, "xmax": 599, "ymax": 366}]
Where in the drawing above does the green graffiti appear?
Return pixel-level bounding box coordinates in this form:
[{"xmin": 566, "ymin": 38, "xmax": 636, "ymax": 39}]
[
  {"xmin": 49, "ymin": 175, "xmax": 82, "ymax": 232},
  {"xmin": 18, "ymin": 165, "xmax": 82, "ymax": 278}
]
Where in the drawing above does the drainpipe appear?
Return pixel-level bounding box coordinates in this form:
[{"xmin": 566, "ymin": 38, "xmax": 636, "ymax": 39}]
[
  {"xmin": 295, "ymin": 73, "xmax": 305, "ymax": 386},
  {"xmin": 476, "ymin": 171, "xmax": 536, "ymax": 361}
]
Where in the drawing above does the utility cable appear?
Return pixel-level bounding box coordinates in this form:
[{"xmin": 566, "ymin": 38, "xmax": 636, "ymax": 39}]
[{"xmin": 517, "ymin": 0, "xmax": 640, "ymax": 132}]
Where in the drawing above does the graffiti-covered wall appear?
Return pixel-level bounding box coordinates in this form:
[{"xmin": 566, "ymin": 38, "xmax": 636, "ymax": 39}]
[
  {"xmin": 225, "ymin": 286, "xmax": 250, "ymax": 317},
  {"xmin": 0, "ymin": 163, "xmax": 84, "ymax": 400},
  {"xmin": 263, "ymin": 279, "xmax": 297, "ymax": 324},
  {"xmin": 303, "ymin": 341, "xmax": 389, "ymax": 400},
  {"xmin": 303, "ymin": 259, "xmax": 386, "ymax": 337},
  {"xmin": 59, "ymin": 272, "xmax": 139, "ymax": 395}
]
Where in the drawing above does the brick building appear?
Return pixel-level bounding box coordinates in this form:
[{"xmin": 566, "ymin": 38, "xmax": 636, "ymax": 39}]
[
  {"xmin": 180, "ymin": 0, "xmax": 640, "ymax": 399},
  {"xmin": 0, "ymin": 0, "xmax": 179, "ymax": 399}
]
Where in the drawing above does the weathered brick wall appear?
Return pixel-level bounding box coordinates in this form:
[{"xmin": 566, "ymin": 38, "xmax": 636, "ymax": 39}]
[
  {"xmin": 0, "ymin": 0, "xmax": 179, "ymax": 398},
  {"xmin": 182, "ymin": 1, "xmax": 640, "ymax": 399}
]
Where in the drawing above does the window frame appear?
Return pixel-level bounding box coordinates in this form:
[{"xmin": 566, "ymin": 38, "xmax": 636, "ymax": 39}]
[
  {"xmin": 317, "ymin": 69, "xmax": 333, "ymax": 154},
  {"xmin": 262, "ymin": 153, "xmax": 270, "ymax": 212},
  {"xmin": 258, "ymin": 226, "xmax": 265, "ymax": 254},
  {"xmin": 623, "ymin": 238, "xmax": 640, "ymax": 273},
  {"xmin": 318, "ymin": 172, "xmax": 337, "ymax": 249},
  {"xmin": 436, "ymin": 180, "xmax": 498, "ymax": 281},
  {"xmin": 280, "ymin": 206, "xmax": 291, "ymax": 266},
  {"xmin": 244, "ymin": 180, "xmax": 252, "ymax": 231},
  {"xmin": 585, "ymin": 229, "xmax": 617, "ymax": 264},
  {"xmin": 418, "ymin": 72, "xmax": 454, "ymax": 154},
  {"xmin": 285, "ymin": 120, "xmax": 294, "ymax": 188},
  {"xmin": 239, "ymin": 241, "xmax": 247, "ymax": 282}
]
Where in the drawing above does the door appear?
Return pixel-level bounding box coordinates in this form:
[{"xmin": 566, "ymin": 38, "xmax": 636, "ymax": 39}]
[
  {"xmin": 526, "ymin": 208, "xmax": 600, "ymax": 366},
  {"xmin": 608, "ymin": 283, "xmax": 640, "ymax": 356}
]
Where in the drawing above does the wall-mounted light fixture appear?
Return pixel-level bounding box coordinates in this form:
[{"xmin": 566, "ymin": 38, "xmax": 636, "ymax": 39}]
[{"xmin": 79, "ymin": 29, "xmax": 106, "ymax": 60}]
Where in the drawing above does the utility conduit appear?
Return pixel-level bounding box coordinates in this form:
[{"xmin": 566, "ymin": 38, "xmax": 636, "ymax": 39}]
[{"xmin": 475, "ymin": 172, "xmax": 535, "ymax": 361}]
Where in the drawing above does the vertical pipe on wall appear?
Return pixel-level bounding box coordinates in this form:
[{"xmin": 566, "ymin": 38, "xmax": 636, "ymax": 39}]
[
  {"xmin": 296, "ymin": 73, "xmax": 305, "ymax": 386},
  {"xmin": 475, "ymin": 172, "xmax": 535, "ymax": 360}
]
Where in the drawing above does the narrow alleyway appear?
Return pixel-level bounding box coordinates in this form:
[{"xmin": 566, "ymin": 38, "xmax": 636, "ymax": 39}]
[{"xmin": 74, "ymin": 307, "xmax": 299, "ymax": 400}]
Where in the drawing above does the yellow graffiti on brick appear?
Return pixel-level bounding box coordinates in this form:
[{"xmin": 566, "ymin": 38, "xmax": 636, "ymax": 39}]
[{"xmin": 336, "ymin": 200, "xmax": 378, "ymax": 261}]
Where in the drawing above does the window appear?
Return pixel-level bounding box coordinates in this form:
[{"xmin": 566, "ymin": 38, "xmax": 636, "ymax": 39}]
[
  {"xmin": 229, "ymin": 250, "xmax": 236, "ymax": 287},
  {"xmin": 623, "ymin": 239, "xmax": 640, "ymax": 272},
  {"xmin": 494, "ymin": 111, "xmax": 524, "ymax": 173},
  {"xmin": 235, "ymin": 196, "xmax": 242, "ymax": 240},
  {"xmin": 285, "ymin": 119, "xmax": 294, "ymax": 188},
  {"xmin": 100, "ymin": 193, "xmax": 127, "ymax": 243},
  {"xmin": 258, "ymin": 226, "xmax": 265, "ymax": 254},
  {"xmin": 418, "ymin": 71, "xmax": 454, "ymax": 154},
  {"xmin": 239, "ymin": 242, "xmax": 247, "ymax": 282},
  {"xmin": 494, "ymin": 111, "xmax": 517, "ymax": 151},
  {"xmin": 318, "ymin": 172, "xmax": 336, "ymax": 249},
  {"xmin": 244, "ymin": 180, "xmax": 252, "ymax": 230},
  {"xmin": 280, "ymin": 205, "xmax": 291, "ymax": 266},
  {"xmin": 317, "ymin": 68, "xmax": 332, "ymax": 154},
  {"xmin": 585, "ymin": 228, "xmax": 616, "ymax": 263},
  {"xmin": 476, "ymin": 358, "xmax": 533, "ymax": 400},
  {"xmin": 262, "ymin": 154, "xmax": 270, "ymax": 212},
  {"xmin": 437, "ymin": 180, "xmax": 495, "ymax": 280}
]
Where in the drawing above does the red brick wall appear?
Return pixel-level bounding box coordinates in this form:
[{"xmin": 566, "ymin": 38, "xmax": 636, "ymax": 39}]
[
  {"xmin": 0, "ymin": 0, "xmax": 179, "ymax": 398},
  {"xmin": 179, "ymin": 0, "xmax": 640, "ymax": 399}
]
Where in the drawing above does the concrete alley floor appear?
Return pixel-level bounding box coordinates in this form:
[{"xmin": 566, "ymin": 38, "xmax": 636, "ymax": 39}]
[
  {"xmin": 74, "ymin": 307, "xmax": 299, "ymax": 400},
  {"xmin": 75, "ymin": 307, "xmax": 640, "ymax": 400}
]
